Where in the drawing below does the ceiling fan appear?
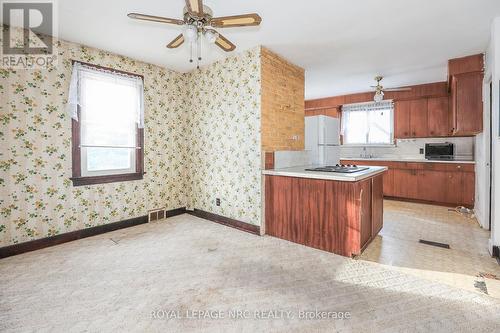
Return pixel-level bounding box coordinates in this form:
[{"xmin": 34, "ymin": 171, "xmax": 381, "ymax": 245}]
[
  {"xmin": 127, "ymin": 0, "xmax": 262, "ymax": 68},
  {"xmin": 371, "ymin": 76, "xmax": 412, "ymax": 102}
]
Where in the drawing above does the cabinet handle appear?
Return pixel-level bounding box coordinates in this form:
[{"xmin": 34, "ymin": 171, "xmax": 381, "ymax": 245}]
[{"xmin": 457, "ymin": 165, "xmax": 461, "ymax": 169}]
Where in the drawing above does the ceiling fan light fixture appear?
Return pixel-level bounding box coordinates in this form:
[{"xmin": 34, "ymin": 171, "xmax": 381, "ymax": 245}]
[
  {"xmin": 205, "ymin": 29, "xmax": 218, "ymax": 44},
  {"xmin": 374, "ymin": 90, "xmax": 384, "ymax": 103},
  {"xmin": 183, "ymin": 24, "xmax": 198, "ymax": 42}
]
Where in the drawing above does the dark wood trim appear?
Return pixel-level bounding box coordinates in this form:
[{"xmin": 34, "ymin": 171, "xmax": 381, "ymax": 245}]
[
  {"xmin": 165, "ymin": 207, "xmax": 187, "ymax": 218},
  {"xmin": 70, "ymin": 72, "xmax": 145, "ymax": 187},
  {"xmin": 305, "ymin": 81, "xmax": 449, "ymax": 111},
  {"xmin": 492, "ymin": 246, "xmax": 499, "ymax": 259},
  {"xmin": 0, "ymin": 207, "xmax": 187, "ymax": 259},
  {"xmin": 264, "ymin": 152, "xmax": 274, "ymax": 170},
  {"xmin": 188, "ymin": 209, "xmax": 260, "ymax": 235},
  {"xmin": 384, "ymin": 196, "xmax": 473, "ymax": 209},
  {"xmin": 71, "ymin": 60, "xmax": 144, "ymax": 80},
  {"xmin": 70, "ymin": 172, "xmax": 144, "ymax": 186},
  {"xmin": 71, "ymin": 113, "xmax": 81, "ymax": 177},
  {"xmin": 0, "ymin": 215, "xmax": 147, "ymax": 259}
]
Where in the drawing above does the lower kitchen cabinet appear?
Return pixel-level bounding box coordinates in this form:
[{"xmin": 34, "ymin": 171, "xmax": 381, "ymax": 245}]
[
  {"xmin": 265, "ymin": 174, "xmax": 384, "ymax": 257},
  {"xmin": 341, "ymin": 160, "xmax": 475, "ymax": 207}
]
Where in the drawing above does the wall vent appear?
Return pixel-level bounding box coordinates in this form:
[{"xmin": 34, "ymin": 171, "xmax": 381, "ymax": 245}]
[{"xmin": 149, "ymin": 208, "xmax": 166, "ymax": 222}]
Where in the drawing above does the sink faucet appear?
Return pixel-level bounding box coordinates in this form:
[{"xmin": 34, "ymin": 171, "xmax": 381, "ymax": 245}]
[{"xmin": 360, "ymin": 147, "xmax": 373, "ymax": 159}]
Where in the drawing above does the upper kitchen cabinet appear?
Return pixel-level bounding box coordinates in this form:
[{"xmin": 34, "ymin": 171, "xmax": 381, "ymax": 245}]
[
  {"xmin": 448, "ymin": 54, "xmax": 484, "ymax": 136},
  {"xmin": 395, "ymin": 98, "xmax": 431, "ymax": 138},
  {"xmin": 261, "ymin": 47, "xmax": 305, "ymax": 152},
  {"xmin": 427, "ymin": 96, "xmax": 450, "ymax": 137},
  {"xmin": 409, "ymin": 99, "xmax": 428, "ymax": 137},
  {"xmin": 394, "ymin": 100, "xmax": 411, "ymax": 138}
]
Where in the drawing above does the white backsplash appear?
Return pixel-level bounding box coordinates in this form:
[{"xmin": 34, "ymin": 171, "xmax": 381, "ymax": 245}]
[
  {"xmin": 340, "ymin": 137, "xmax": 475, "ymax": 160},
  {"xmin": 273, "ymin": 150, "xmax": 312, "ymax": 168}
]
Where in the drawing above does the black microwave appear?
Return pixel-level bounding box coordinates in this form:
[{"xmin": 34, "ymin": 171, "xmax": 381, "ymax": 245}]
[{"xmin": 425, "ymin": 143, "xmax": 454, "ymax": 160}]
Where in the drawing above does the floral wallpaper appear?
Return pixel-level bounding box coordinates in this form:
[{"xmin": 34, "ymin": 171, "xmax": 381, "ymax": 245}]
[
  {"xmin": 0, "ymin": 30, "xmax": 264, "ymax": 247},
  {"xmin": 0, "ymin": 37, "xmax": 189, "ymax": 247},
  {"xmin": 185, "ymin": 48, "xmax": 262, "ymax": 226}
]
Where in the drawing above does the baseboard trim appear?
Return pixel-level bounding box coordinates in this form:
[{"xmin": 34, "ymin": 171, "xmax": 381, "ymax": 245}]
[
  {"xmin": 493, "ymin": 246, "xmax": 500, "ymax": 259},
  {"xmin": 384, "ymin": 196, "xmax": 473, "ymax": 209},
  {"xmin": 188, "ymin": 209, "xmax": 260, "ymax": 235},
  {"xmin": 165, "ymin": 207, "xmax": 187, "ymax": 218},
  {"xmin": 0, "ymin": 207, "xmax": 187, "ymax": 259}
]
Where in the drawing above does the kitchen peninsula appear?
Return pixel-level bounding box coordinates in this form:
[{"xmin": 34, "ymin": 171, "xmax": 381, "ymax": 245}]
[{"xmin": 263, "ymin": 166, "xmax": 387, "ymax": 257}]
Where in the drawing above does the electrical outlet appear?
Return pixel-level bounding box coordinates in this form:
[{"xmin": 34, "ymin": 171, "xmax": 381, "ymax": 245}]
[
  {"xmin": 419, "ymin": 148, "xmax": 424, "ymax": 154},
  {"xmin": 216, "ymin": 198, "xmax": 221, "ymax": 206}
]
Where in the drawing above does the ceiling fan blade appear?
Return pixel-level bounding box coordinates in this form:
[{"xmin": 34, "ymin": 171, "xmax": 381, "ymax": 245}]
[
  {"xmin": 127, "ymin": 13, "xmax": 184, "ymax": 25},
  {"xmin": 215, "ymin": 33, "xmax": 236, "ymax": 52},
  {"xmin": 185, "ymin": 0, "xmax": 204, "ymax": 17},
  {"xmin": 384, "ymin": 87, "xmax": 412, "ymax": 92},
  {"xmin": 211, "ymin": 13, "xmax": 262, "ymax": 28},
  {"xmin": 166, "ymin": 34, "xmax": 185, "ymax": 49}
]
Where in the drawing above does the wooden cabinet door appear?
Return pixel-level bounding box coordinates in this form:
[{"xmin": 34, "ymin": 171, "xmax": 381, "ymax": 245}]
[
  {"xmin": 452, "ymin": 72, "xmax": 484, "ymax": 135},
  {"xmin": 461, "ymin": 172, "xmax": 475, "ymax": 206},
  {"xmin": 409, "ymin": 99, "xmax": 428, "ymax": 137},
  {"xmin": 300, "ymin": 178, "xmax": 326, "ymax": 249},
  {"xmin": 382, "ymin": 169, "xmax": 394, "ymax": 197},
  {"xmin": 417, "ymin": 170, "xmax": 448, "ymax": 203},
  {"xmin": 446, "ymin": 171, "xmax": 463, "ymax": 205},
  {"xmin": 371, "ymin": 175, "xmax": 384, "ymax": 237},
  {"xmin": 359, "ymin": 180, "xmax": 372, "ymax": 251},
  {"xmin": 393, "ymin": 169, "xmax": 418, "ymax": 198},
  {"xmin": 394, "ymin": 100, "xmax": 411, "ymax": 138},
  {"xmin": 427, "ymin": 97, "xmax": 450, "ymax": 137}
]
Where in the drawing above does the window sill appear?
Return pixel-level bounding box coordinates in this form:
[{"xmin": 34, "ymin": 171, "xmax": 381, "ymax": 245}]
[
  {"xmin": 70, "ymin": 172, "xmax": 144, "ymax": 187},
  {"xmin": 340, "ymin": 144, "xmax": 396, "ymax": 148}
]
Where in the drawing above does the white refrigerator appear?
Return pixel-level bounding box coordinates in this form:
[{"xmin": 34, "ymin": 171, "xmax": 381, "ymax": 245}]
[{"xmin": 305, "ymin": 115, "xmax": 340, "ymax": 166}]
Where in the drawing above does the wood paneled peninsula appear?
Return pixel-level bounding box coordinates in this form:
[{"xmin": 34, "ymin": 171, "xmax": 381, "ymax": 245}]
[{"xmin": 263, "ymin": 166, "xmax": 387, "ymax": 257}]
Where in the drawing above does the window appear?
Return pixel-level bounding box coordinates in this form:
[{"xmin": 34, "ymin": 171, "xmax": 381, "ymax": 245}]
[
  {"xmin": 68, "ymin": 61, "xmax": 144, "ymax": 186},
  {"xmin": 340, "ymin": 101, "xmax": 394, "ymax": 146}
]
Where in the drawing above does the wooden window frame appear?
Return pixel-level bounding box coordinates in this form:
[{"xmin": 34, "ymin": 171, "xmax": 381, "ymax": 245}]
[{"xmin": 70, "ymin": 61, "xmax": 145, "ymax": 187}]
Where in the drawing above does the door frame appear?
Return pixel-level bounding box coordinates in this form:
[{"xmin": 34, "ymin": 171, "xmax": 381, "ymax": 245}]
[{"xmin": 482, "ymin": 77, "xmax": 493, "ymax": 231}]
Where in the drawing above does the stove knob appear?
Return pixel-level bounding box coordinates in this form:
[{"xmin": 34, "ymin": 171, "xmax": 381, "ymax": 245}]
[{"xmin": 336, "ymin": 164, "xmax": 340, "ymax": 167}]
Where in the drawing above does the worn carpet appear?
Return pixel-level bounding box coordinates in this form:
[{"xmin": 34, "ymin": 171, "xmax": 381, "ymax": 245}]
[{"xmin": 1, "ymin": 214, "xmax": 500, "ymax": 332}]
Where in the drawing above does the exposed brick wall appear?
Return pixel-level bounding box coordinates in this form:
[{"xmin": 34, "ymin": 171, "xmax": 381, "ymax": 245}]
[{"xmin": 261, "ymin": 47, "xmax": 305, "ymax": 151}]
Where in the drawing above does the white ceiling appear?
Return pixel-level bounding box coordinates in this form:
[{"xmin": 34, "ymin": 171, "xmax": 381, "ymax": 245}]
[{"xmin": 57, "ymin": 0, "xmax": 500, "ymax": 99}]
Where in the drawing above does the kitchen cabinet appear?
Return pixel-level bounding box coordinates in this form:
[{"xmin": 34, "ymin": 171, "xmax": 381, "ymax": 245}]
[
  {"xmin": 417, "ymin": 170, "xmax": 449, "ymax": 203},
  {"xmin": 450, "ymin": 72, "xmax": 484, "ymax": 136},
  {"xmin": 382, "ymin": 169, "xmax": 395, "ymax": 197},
  {"xmin": 265, "ymin": 174, "xmax": 384, "ymax": 257},
  {"xmin": 409, "ymin": 99, "xmax": 428, "ymax": 137},
  {"xmin": 394, "ymin": 100, "xmax": 411, "ymax": 138},
  {"xmin": 395, "ymin": 98, "xmax": 432, "ymax": 138},
  {"xmin": 340, "ymin": 160, "xmax": 475, "ymax": 207},
  {"xmin": 393, "ymin": 169, "xmax": 419, "ymax": 199},
  {"xmin": 427, "ymin": 97, "xmax": 450, "ymax": 137}
]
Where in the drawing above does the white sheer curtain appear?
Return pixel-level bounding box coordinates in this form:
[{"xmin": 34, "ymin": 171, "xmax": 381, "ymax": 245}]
[
  {"xmin": 341, "ymin": 100, "xmax": 394, "ymax": 145},
  {"xmin": 66, "ymin": 62, "xmax": 144, "ymax": 128}
]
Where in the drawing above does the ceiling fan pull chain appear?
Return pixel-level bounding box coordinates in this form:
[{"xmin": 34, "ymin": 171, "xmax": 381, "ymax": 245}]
[
  {"xmin": 198, "ymin": 31, "xmax": 202, "ymax": 61},
  {"xmin": 189, "ymin": 41, "xmax": 193, "ymax": 63},
  {"xmin": 197, "ymin": 31, "xmax": 201, "ymax": 69}
]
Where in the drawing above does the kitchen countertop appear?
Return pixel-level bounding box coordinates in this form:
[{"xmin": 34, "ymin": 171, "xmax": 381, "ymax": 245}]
[
  {"xmin": 262, "ymin": 165, "xmax": 388, "ymax": 182},
  {"xmin": 340, "ymin": 157, "xmax": 476, "ymax": 164}
]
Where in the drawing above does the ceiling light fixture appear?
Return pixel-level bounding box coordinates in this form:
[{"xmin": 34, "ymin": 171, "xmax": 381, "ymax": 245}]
[
  {"xmin": 374, "ymin": 90, "xmax": 384, "ymax": 103},
  {"xmin": 204, "ymin": 29, "xmax": 218, "ymax": 44},
  {"xmin": 127, "ymin": 0, "xmax": 262, "ymax": 69},
  {"xmin": 182, "ymin": 24, "xmax": 198, "ymax": 42}
]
